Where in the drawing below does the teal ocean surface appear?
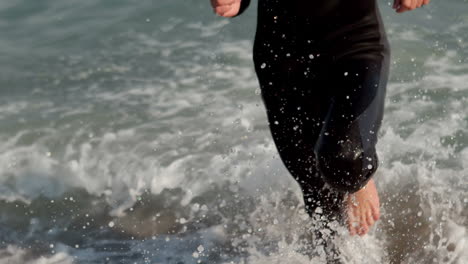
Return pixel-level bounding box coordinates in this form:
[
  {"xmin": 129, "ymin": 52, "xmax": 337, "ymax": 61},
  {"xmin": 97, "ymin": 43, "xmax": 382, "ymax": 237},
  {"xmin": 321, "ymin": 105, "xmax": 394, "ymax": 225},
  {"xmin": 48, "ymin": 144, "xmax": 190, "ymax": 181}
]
[{"xmin": 0, "ymin": 0, "xmax": 467, "ymax": 263}]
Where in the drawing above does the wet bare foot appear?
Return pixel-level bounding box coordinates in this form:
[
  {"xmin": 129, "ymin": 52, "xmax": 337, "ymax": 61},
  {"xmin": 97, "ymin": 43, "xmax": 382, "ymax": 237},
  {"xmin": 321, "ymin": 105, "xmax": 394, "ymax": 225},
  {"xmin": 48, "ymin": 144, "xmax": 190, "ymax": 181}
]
[{"xmin": 346, "ymin": 179, "xmax": 380, "ymax": 236}]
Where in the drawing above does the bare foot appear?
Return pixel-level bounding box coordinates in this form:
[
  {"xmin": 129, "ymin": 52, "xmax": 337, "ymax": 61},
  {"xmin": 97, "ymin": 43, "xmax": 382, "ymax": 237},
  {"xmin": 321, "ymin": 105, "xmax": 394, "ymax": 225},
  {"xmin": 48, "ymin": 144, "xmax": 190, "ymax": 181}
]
[{"xmin": 346, "ymin": 179, "xmax": 380, "ymax": 236}]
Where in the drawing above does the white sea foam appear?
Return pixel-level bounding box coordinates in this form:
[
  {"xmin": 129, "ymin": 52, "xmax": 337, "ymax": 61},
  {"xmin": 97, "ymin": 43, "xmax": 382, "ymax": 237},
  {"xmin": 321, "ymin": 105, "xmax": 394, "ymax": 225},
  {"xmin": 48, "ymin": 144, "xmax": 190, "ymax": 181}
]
[{"xmin": 0, "ymin": 245, "xmax": 74, "ymax": 264}]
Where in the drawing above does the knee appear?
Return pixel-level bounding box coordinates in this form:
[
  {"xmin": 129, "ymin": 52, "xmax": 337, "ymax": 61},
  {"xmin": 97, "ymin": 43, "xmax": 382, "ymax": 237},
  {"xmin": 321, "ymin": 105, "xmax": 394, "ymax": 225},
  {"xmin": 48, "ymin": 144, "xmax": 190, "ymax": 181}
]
[{"xmin": 315, "ymin": 141, "xmax": 377, "ymax": 193}]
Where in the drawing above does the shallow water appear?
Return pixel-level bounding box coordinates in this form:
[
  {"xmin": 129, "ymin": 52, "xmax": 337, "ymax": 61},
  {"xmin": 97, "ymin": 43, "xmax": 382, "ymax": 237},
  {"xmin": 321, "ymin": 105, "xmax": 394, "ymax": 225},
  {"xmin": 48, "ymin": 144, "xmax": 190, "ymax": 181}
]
[{"xmin": 0, "ymin": 0, "xmax": 467, "ymax": 263}]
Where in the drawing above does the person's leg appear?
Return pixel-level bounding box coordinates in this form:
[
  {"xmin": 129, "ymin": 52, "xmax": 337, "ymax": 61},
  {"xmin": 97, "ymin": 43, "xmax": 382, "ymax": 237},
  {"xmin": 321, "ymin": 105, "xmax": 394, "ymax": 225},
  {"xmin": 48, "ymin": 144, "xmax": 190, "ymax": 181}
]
[
  {"xmin": 257, "ymin": 69, "xmax": 344, "ymax": 260},
  {"xmin": 254, "ymin": 50, "xmax": 345, "ymax": 219},
  {"xmin": 265, "ymin": 101, "xmax": 345, "ymax": 219},
  {"xmin": 253, "ymin": 19, "xmax": 344, "ymax": 257},
  {"xmin": 314, "ymin": 56, "xmax": 389, "ymax": 235}
]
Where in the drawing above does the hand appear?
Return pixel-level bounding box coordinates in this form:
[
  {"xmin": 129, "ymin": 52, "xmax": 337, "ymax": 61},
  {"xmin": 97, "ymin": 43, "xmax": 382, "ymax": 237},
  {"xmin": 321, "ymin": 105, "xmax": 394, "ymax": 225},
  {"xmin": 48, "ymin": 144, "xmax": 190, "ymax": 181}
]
[
  {"xmin": 393, "ymin": 0, "xmax": 430, "ymax": 13},
  {"xmin": 210, "ymin": 0, "xmax": 241, "ymax": 17}
]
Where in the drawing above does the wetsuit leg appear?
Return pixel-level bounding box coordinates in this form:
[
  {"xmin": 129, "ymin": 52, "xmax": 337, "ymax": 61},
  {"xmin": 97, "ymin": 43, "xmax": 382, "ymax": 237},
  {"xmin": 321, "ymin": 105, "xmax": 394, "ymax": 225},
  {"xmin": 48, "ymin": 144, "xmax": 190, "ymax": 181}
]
[
  {"xmin": 254, "ymin": 52, "xmax": 346, "ymax": 218},
  {"xmin": 255, "ymin": 52, "xmax": 389, "ymax": 217},
  {"xmin": 251, "ymin": 0, "xmax": 389, "ymax": 261},
  {"xmin": 251, "ymin": 0, "xmax": 391, "ymax": 220},
  {"xmin": 314, "ymin": 56, "xmax": 389, "ymax": 193}
]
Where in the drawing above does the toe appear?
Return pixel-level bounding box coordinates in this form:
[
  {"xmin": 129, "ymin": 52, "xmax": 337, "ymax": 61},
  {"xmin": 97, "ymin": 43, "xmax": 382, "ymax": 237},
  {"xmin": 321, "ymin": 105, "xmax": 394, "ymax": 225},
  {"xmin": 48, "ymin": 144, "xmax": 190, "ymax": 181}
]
[
  {"xmin": 348, "ymin": 221, "xmax": 357, "ymax": 236},
  {"xmin": 372, "ymin": 205, "xmax": 380, "ymax": 221},
  {"xmin": 358, "ymin": 223, "xmax": 368, "ymax": 236},
  {"xmin": 358, "ymin": 214, "xmax": 369, "ymax": 236},
  {"xmin": 347, "ymin": 216, "xmax": 357, "ymax": 236},
  {"xmin": 366, "ymin": 210, "xmax": 375, "ymax": 227},
  {"xmin": 349, "ymin": 225, "xmax": 356, "ymax": 236}
]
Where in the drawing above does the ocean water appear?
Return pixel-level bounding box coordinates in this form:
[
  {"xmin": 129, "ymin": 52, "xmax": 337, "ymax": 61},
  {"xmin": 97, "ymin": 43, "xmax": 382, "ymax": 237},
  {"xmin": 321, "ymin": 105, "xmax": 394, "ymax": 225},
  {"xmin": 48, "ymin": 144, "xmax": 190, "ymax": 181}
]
[{"xmin": 0, "ymin": 0, "xmax": 467, "ymax": 263}]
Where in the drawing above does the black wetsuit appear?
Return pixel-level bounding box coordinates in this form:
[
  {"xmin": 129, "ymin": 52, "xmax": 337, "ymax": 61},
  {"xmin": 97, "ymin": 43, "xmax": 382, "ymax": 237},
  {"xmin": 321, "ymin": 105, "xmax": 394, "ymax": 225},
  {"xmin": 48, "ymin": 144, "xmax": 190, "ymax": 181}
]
[{"xmin": 237, "ymin": 0, "xmax": 390, "ymax": 219}]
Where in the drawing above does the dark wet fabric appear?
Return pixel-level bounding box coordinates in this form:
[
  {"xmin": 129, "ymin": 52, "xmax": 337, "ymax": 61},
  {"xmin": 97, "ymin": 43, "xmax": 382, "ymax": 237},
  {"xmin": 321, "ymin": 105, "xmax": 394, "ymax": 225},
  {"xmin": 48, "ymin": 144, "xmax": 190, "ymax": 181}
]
[{"xmin": 237, "ymin": 0, "xmax": 390, "ymax": 218}]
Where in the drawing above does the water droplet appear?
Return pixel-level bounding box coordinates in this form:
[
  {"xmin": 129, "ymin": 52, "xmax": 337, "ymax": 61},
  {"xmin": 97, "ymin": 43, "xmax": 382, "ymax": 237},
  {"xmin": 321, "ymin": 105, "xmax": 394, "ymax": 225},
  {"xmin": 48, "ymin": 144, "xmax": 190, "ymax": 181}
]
[
  {"xmin": 197, "ymin": 245, "xmax": 205, "ymax": 252},
  {"xmin": 260, "ymin": 63, "xmax": 266, "ymax": 69},
  {"xmin": 315, "ymin": 207, "xmax": 323, "ymax": 214}
]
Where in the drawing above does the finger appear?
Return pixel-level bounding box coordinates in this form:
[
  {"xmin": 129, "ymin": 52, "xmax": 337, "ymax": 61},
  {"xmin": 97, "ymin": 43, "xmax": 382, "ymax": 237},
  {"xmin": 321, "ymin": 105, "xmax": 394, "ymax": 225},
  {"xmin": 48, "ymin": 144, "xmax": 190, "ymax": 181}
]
[
  {"xmin": 396, "ymin": 5, "xmax": 410, "ymax": 13},
  {"xmin": 396, "ymin": 0, "xmax": 408, "ymax": 12},
  {"xmin": 211, "ymin": 0, "xmax": 235, "ymax": 7},
  {"xmin": 407, "ymin": 0, "xmax": 412, "ymax": 9},
  {"xmin": 214, "ymin": 5, "xmax": 232, "ymax": 16},
  {"xmin": 221, "ymin": 2, "xmax": 241, "ymax": 17},
  {"xmin": 404, "ymin": 0, "xmax": 413, "ymax": 10},
  {"xmin": 423, "ymin": 0, "xmax": 430, "ymax": 5},
  {"xmin": 396, "ymin": 7, "xmax": 405, "ymax": 13},
  {"xmin": 416, "ymin": 0, "xmax": 423, "ymax": 8}
]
